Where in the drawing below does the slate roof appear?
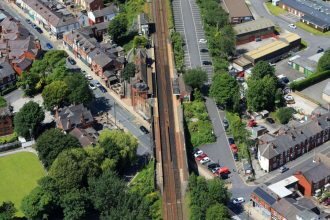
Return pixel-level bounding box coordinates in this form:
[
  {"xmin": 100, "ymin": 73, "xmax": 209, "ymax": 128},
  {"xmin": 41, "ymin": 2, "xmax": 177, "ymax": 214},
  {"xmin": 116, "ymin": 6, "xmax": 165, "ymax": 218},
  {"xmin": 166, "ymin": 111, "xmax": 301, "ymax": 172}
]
[
  {"xmin": 234, "ymin": 18, "xmax": 275, "ymax": 36},
  {"xmin": 222, "ymin": 0, "xmax": 253, "ymax": 19},
  {"xmin": 272, "ymin": 198, "xmax": 303, "ymax": 220},
  {"xmin": 92, "ymin": 4, "xmax": 117, "ymax": 18},
  {"xmin": 301, "ymin": 162, "xmax": 330, "ymax": 183},
  {"xmin": 93, "ymin": 53, "xmax": 113, "ymax": 67},
  {"xmin": 0, "ymin": 61, "xmax": 15, "ymax": 79},
  {"xmin": 69, "ymin": 127, "xmax": 96, "ymax": 147},
  {"xmin": 57, "ymin": 104, "xmax": 93, "ymax": 131},
  {"xmin": 280, "ymin": 0, "xmax": 330, "ymax": 28},
  {"xmin": 15, "ymin": 58, "xmax": 33, "ymax": 71},
  {"xmin": 253, "ymin": 186, "xmax": 277, "ymax": 205}
]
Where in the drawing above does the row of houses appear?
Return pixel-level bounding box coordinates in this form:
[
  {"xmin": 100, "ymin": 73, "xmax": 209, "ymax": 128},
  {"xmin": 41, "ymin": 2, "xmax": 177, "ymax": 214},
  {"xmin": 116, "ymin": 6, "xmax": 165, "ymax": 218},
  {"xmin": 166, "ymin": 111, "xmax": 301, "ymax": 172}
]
[{"xmin": 257, "ymin": 112, "xmax": 330, "ymax": 172}]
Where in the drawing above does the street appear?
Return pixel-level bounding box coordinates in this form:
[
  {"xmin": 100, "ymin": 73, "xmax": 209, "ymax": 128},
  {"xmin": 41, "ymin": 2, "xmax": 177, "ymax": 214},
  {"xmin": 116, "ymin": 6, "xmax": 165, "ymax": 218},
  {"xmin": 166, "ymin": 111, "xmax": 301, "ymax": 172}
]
[{"xmin": 0, "ymin": 1, "xmax": 153, "ymax": 156}]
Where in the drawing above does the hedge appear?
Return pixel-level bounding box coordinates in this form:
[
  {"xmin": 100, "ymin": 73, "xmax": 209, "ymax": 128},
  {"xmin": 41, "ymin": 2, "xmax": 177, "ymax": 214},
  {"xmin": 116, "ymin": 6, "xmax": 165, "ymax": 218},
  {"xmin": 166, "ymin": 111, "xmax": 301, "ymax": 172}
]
[
  {"xmin": 1, "ymin": 84, "xmax": 17, "ymax": 96},
  {"xmin": 0, "ymin": 132, "xmax": 18, "ymax": 145},
  {"xmin": 0, "ymin": 141, "xmax": 21, "ymax": 152},
  {"xmin": 290, "ymin": 70, "xmax": 330, "ymax": 91}
]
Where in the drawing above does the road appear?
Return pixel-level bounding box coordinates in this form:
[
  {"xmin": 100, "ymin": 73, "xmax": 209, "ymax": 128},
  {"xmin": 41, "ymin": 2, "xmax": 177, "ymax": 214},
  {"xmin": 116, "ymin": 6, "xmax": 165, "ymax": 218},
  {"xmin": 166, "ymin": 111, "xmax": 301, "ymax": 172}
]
[
  {"xmin": 248, "ymin": 0, "xmax": 330, "ymax": 58},
  {"xmin": 0, "ymin": 1, "xmax": 153, "ymax": 156},
  {"xmin": 153, "ymin": 0, "xmax": 186, "ymax": 218}
]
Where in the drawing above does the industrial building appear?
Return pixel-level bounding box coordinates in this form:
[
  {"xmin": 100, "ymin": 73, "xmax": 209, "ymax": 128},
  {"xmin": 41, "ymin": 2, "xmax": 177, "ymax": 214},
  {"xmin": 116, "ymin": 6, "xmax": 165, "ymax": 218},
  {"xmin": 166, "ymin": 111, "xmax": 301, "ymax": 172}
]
[
  {"xmin": 234, "ymin": 18, "xmax": 276, "ymax": 45},
  {"xmin": 233, "ymin": 32, "xmax": 301, "ymax": 69},
  {"xmin": 221, "ymin": 0, "xmax": 254, "ymax": 24},
  {"xmin": 279, "ymin": 0, "xmax": 330, "ymax": 32}
]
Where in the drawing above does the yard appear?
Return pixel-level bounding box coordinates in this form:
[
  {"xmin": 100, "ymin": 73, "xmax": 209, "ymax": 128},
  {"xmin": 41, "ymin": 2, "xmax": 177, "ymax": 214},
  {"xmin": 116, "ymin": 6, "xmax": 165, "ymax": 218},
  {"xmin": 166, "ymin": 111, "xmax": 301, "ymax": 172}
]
[
  {"xmin": 295, "ymin": 22, "xmax": 330, "ymax": 36},
  {"xmin": 0, "ymin": 152, "xmax": 46, "ymax": 216},
  {"xmin": 265, "ymin": 2, "xmax": 286, "ymax": 16}
]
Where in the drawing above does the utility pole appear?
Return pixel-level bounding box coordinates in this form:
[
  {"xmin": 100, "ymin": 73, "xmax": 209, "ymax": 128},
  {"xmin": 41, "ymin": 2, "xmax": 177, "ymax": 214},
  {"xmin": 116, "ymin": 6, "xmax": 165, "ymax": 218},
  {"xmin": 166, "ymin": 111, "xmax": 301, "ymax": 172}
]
[{"xmin": 114, "ymin": 100, "xmax": 117, "ymax": 127}]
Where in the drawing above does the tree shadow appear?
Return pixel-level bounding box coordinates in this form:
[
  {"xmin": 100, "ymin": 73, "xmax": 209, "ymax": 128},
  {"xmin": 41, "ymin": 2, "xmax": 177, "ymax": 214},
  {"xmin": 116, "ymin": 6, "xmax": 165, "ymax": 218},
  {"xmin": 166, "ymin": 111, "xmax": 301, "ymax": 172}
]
[{"xmin": 89, "ymin": 97, "xmax": 112, "ymax": 115}]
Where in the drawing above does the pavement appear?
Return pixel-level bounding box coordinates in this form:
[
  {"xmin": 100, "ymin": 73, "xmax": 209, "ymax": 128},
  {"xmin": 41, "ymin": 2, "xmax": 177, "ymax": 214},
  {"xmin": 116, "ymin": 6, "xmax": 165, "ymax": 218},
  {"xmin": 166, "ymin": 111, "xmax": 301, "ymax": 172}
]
[
  {"xmin": 0, "ymin": 1, "xmax": 153, "ymax": 157},
  {"xmin": 248, "ymin": 0, "xmax": 330, "ymax": 58}
]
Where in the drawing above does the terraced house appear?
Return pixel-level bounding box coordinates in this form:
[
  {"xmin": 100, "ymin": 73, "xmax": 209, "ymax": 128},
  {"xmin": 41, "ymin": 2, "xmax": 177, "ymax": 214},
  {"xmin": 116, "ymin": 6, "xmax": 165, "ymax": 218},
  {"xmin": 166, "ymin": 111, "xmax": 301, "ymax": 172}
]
[
  {"xmin": 257, "ymin": 112, "xmax": 330, "ymax": 172},
  {"xmin": 18, "ymin": 0, "xmax": 79, "ymax": 39}
]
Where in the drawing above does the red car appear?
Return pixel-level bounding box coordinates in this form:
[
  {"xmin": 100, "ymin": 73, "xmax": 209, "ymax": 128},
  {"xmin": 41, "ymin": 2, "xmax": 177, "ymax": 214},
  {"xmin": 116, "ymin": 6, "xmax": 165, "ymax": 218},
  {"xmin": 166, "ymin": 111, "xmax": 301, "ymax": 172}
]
[
  {"xmin": 216, "ymin": 167, "xmax": 230, "ymax": 175},
  {"xmin": 196, "ymin": 153, "xmax": 207, "ymax": 161},
  {"xmin": 231, "ymin": 144, "xmax": 238, "ymax": 151},
  {"xmin": 248, "ymin": 120, "xmax": 257, "ymax": 127}
]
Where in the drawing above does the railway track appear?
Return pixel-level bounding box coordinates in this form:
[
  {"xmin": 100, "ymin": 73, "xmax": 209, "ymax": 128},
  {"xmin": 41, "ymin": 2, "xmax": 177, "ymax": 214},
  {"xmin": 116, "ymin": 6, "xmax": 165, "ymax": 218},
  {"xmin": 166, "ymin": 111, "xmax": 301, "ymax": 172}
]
[{"xmin": 152, "ymin": 0, "xmax": 184, "ymax": 219}]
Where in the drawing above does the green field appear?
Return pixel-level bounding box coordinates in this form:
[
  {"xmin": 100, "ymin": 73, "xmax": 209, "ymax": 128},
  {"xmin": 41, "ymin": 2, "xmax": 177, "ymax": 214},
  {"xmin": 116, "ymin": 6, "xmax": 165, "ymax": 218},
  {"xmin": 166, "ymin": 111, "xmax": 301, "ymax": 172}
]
[
  {"xmin": 265, "ymin": 2, "xmax": 286, "ymax": 16},
  {"xmin": 295, "ymin": 22, "xmax": 330, "ymax": 36},
  {"xmin": 0, "ymin": 152, "xmax": 45, "ymax": 216}
]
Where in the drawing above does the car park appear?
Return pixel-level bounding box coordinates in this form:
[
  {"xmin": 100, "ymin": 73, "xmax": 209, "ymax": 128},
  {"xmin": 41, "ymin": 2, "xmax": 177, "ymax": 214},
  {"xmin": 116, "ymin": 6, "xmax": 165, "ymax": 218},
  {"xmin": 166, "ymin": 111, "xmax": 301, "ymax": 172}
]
[
  {"xmin": 89, "ymin": 83, "xmax": 96, "ymax": 90},
  {"xmin": 279, "ymin": 166, "xmax": 289, "ymax": 173},
  {"xmin": 199, "ymin": 39, "xmax": 207, "ymax": 43},
  {"xmin": 194, "ymin": 150, "xmax": 204, "ymax": 158},
  {"xmin": 46, "ymin": 43, "xmax": 53, "ymax": 49},
  {"xmin": 200, "ymin": 157, "xmax": 210, "ymax": 164},
  {"xmin": 232, "ymin": 197, "xmax": 245, "ymax": 204},
  {"xmin": 196, "ymin": 153, "xmax": 207, "ymax": 161},
  {"xmin": 288, "ymin": 23, "xmax": 296, "ymax": 29},
  {"xmin": 140, "ymin": 126, "xmax": 149, "ymax": 134},
  {"xmin": 68, "ymin": 57, "xmax": 76, "ymax": 65},
  {"xmin": 228, "ymin": 137, "xmax": 235, "ymax": 145},
  {"xmin": 284, "ymin": 94, "xmax": 295, "ymax": 104}
]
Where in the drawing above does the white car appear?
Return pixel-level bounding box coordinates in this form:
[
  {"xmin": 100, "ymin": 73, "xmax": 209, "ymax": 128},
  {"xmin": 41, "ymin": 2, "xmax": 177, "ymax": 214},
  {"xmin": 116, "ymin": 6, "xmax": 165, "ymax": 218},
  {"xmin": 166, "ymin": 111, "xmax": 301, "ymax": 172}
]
[
  {"xmin": 199, "ymin": 39, "xmax": 207, "ymax": 43},
  {"xmin": 89, "ymin": 83, "xmax": 96, "ymax": 90},
  {"xmin": 288, "ymin": 23, "xmax": 296, "ymax": 29},
  {"xmin": 194, "ymin": 150, "xmax": 203, "ymax": 158},
  {"xmin": 233, "ymin": 197, "xmax": 245, "ymax": 204},
  {"xmin": 86, "ymin": 75, "xmax": 93, "ymax": 80},
  {"xmin": 284, "ymin": 94, "xmax": 295, "ymax": 104},
  {"xmin": 200, "ymin": 157, "xmax": 210, "ymax": 164}
]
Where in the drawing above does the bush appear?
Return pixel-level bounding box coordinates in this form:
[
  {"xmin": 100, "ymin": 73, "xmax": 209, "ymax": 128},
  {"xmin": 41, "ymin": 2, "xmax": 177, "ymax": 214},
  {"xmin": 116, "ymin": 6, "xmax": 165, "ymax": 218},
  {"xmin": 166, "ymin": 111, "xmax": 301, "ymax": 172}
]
[
  {"xmin": 171, "ymin": 32, "xmax": 185, "ymax": 72},
  {"xmin": 1, "ymin": 84, "xmax": 17, "ymax": 96},
  {"xmin": 0, "ymin": 132, "xmax": 18, "ymax": 144},
  {"xmin": 0, "ymin": 96, "xmax": 7, "ymax": 108},
  {"xmin": 275, "ymin": 107, "xmax": 295, "ymax": 124},
  {"xmin": 290, "ymin": 70, "xmax": 330, "ymax": 91}
]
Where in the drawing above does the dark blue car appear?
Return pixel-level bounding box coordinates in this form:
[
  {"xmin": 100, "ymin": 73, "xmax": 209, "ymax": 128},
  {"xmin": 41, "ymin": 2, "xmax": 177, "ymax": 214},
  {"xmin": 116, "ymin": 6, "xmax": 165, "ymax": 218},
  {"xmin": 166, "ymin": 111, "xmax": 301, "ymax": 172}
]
[
  {"xmin": 46, "ymin": 43, "xmax": 53, "ymax": 49},
  {"xmin": 98, "ymin": 85, "xmax": 107, "ymax": 93}
]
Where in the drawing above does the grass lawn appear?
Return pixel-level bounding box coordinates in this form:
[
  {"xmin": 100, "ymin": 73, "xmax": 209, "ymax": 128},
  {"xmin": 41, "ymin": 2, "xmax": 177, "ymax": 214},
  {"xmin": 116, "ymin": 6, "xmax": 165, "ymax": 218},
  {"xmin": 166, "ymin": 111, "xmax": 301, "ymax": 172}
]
[
  {"xmin": 295, "ymin": 22, "xmax": 330, "ymax": 36},
  {"xmin": 0, "ymin": 152, "xmax": 45, "ymax": 216},
  {"xmin": 265, "ymin": 2, "xmax": 286, "ymax": 16}
]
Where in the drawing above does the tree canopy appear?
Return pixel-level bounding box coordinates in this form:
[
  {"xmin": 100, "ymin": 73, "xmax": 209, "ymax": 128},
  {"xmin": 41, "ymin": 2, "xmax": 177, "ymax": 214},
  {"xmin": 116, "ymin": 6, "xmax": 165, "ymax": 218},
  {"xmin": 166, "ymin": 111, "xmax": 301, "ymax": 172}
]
[
  {"xmin": 133, "ymin": 36, "xmax": 148, "ymax": 49},
  {"xmin": 210, "ymin": 73, "xmax": 240, "ymax": 111},
  {"xmin": 0, "ymin": 201, "xmax": 16, "ymax": 220},
  {"xmin": 42, "ymin": 81, "xmax": 68, "ymax": 111},
  {"xmin": 107, "ymin": 14, "xmax": 128, "ymax": 42},
  {"xmin": 122, "ymin": 63, "xmax": 136, "ymax": 81},
  {"xmin": 275, "ymin": 107, "xmax": 295, "ymax": 124},
  {"xmin": 317, "ymin": 50, "xmax": 330, "ymax": 72},
  {"xmin": 247, "ymin": 75, "xmax": 277, "ymax": 111},
  {"xmin": 36, "ymin": 128, "xmax": 81, "ymax": 169},
  {"xmin": 251, "ymin": 61, "xmax": 275, "ymax": 80},
  {"xmin": 65, "ymin": 74, "xmax": 93, "ymax": 105},
  {"xmin": 14, "ymin": 101, "xmax": 45, "ymax": 139},
  {"xmin": 206, "ymin": 203, "xmax": 230, "ymax": 220},
  {"xmin": 183, "ymin": 68, "xmax": 208, "ymax": 89}
]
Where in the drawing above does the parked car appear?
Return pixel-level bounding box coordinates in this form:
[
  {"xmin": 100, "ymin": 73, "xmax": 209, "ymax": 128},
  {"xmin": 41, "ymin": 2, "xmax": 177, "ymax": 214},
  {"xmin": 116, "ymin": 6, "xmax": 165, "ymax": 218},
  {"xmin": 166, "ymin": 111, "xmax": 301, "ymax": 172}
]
[
  {"xmin": 223, "ymin": 119, "xmax": 229, "ymax": 129},
  {"xmin": 89, "ymin": 83, "xmax": 96, "ymax": 90},
  {"xmin": 255, "ymin": 37, "xmax": 261, "ymax": 42},
  {"xmin": 196, "ymin": 153, "xmax": 207, "ymax": 161},
  {"xmin": 86, "ymin": 75, "xmax": 93, "ymax": 80},
  {"xmin": 279, "ymin": 166, "xmax": 289, "ymax": 173},
  {"xmin": 46, "ymin": 43, "xmax": 53, "ymax": 49},
  {"xmin": 228, "ymin": 137, "xmax": 235, "ymax": 145},
  {"xmin": 202, "ymin": 61, "xmax": 212, "ymax": 65},
  {"xmin": 216, "ymin": 167, "xmax": 230, "ymax": 175},
  {"xmin": 211, "ymin": 167, "xmax": 221, "ymax": 173},
  {"xmin": 192, "ymin": 148, "xmax": 200, "ymax": 155},
  {"xmin": 194, "ymin": 150, "xmax": 204, "ymax": 158},
  {"xmin": 98, "ymin": 85, "xmax": 107, "ymax": 93},
  {"xmin": 248, "ymin": 119, "xmax": 257, "ymax": 127},
  {"xmin": 233, "ymin": 197, "xmax": 245, "ymax": 204},
  {"xmin": 200, "ymin": 157, "xmax": 210, "ymax": 164},
  {"xmin": 277, "ymin": 74, "xmax": 289, "ymax": 85},
  {"xmin": 199, "ymin": 39, "xmax": 207, "ymax": 43},
  {"xmin": 68, "ymin": 57, "xmax": 76, "ymax": 65},
  {"xmin": 208, "ymin": 163, "xmax": 220, "ymax": 170},
  {"xmin": 282, "ymin": 87, "xmax": 291, "ymax": 95},
  {"xmin": 32, "ymin": 23, "xmax": 37, "ymax": 29},
  {"xmin": 140, "ymin": 126, "xmax": 149, "ymax": 134},
  {"xmin": 233, "ymin": 153, "xmax": 238, "ymax": 161},
  {"xmin": 266, "ymin": 117, "xmax": 275, "ymax": 124},
  {"xmin": 35, "ymin": 27, "xmax": 43, "ymax": 33},
  {"xmin": 25, "ymin": 19, "xmax": 31, "ymax": 24},
  {"xmin": 284, "ymin": 94, "xmax": 295, "ymax": 104},
  {"xmin": 95, "ymin": 82, "xmax": 102, "ymax": 87},
  {"xmin": 288, "ymin": 23, "xmax": 296, "ymax": 29},
  {"xmin": 200, "ymin": 48, "xmax": 208, "ymax": 52},
  {"xmin": 317, "ymin": 47, "xmax": 324, "ymax": 53}
]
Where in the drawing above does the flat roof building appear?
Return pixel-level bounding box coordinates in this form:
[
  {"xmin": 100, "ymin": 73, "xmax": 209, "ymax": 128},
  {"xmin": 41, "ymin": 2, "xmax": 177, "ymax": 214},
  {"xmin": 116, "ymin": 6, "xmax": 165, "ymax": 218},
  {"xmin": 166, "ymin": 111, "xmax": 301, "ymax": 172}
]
[
  {"xmin": 234, "ymin": 18, "xmax": 275, "ymax": 45},
  {"xmin": 279, "ymin": 0, "xmax": 330, "ymax": 32},
  {"xmin": 221, "ymin": 0, "xmax": 253, "ymax": 24}
]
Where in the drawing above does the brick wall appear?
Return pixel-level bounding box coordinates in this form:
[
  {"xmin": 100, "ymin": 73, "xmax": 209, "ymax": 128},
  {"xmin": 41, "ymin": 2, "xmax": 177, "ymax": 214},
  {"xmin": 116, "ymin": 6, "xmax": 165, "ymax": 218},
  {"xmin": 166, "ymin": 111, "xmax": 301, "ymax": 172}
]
[{"xmin": 0, "ymin": 115, "xmax": 14, "ymax": 137}]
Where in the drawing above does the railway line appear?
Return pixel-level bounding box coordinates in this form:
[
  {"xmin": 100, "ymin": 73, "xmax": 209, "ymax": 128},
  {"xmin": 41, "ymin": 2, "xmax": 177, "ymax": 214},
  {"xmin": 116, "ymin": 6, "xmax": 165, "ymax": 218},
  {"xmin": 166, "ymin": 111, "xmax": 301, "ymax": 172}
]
[{"xmin": 152, "ymin": 0, "xmax": 185, "ymax": 218}]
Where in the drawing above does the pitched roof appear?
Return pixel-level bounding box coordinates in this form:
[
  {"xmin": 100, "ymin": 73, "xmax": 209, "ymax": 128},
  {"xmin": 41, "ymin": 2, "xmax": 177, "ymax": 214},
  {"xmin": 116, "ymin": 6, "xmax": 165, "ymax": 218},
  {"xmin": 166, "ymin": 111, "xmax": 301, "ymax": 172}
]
[
  {"xmin": 0, "ymin": 61, "xmax": 15, "ymax": 79},
  {"xmin": 253, "ymin": 186, "xmax": 277, "ymax": 205},
  {"xmin": 222, "ymin": 0, "xmax": 253, "ymax": 19},
  {"xmin": 301, "ymin": 162, "xmax": 330, "ymax": 183},
  {"xmin": 138, "ymin": 13, "xmax": 149, "ymax": 25},
  {"xmin": 69, "ymin": 127, "xmax": 96, "ymax": 147},
  {"xmin": 92, "ymin": 4, "xmax": 117, "ymax": 18},
  {"xmin": 57, "ymin": 104, "xmax": 94, "ymax": 130},
  {"xmin": 234, "ymin": 18, "xmax": 275, "ymax": 36},
  {"xmin": 272, "ymin": 198, "xmax": 303, "ymax": 220}
]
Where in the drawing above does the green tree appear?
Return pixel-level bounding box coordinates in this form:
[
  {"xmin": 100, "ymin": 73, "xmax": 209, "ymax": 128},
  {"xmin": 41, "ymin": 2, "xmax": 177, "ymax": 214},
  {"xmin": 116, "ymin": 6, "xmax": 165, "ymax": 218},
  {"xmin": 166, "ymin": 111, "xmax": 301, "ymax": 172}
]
[
  {"xmin": 122, "ymin": 63, "xmax": 136, "ymax": 81},
  {"xmin": 14, "ymin": 101, "xmax": 45, "ymax": 139},
  {"xmin": 133, "ymin": 36, "xmax": 148, "ymax": 48},
  {"xmin": 275, "ymin": 88, "xmax": 285, "ymax": 108},
  {"xmin": 210, "ymin": 73, "xmax": 240, "ymax": 111},
  {"xmin": 107, "ymin": 14, "xmax": 128, "ymax": 42},
  {"xmin": 49, "ymin": 148, "xmax": 102, "ymax": 191},
  {"xmin": 98, "ymin": 129, "xmax": 138, "ymax": 172},
  {"xmin": 206, "ymin": 203, "xmax": 230, "ymax": 220},
  {"xmin": 61, "ymin": 189, "xmax": 89, "ymax": 220},
  {"xmin": 275, "ymin": 107, "xmax": 295, "ymax": 124},
  {"xmin": 46, "ymin": 65, "xmax": 70, "ymax": 84},
  {"xmin": 65, "ymin": 74, "xmax": 93, "ymax": 105},
  {"xmin": 18, "ymin": 71, "xmax": 41, "ymax": 96},
  {"xmin": 317, "ymin": 50, "xmax": 330, "ymax": 72},
  {"xmin": 183, "ymin": 68, "xmax": 208, "ymax": 89},
  {"xmin": 36, "ymin": 128, "xmax": 81, "ymax": 169},
  {"xmin": 247, "ymin": 75, "xmax": 277, "ymax": 111},
  {"xmin": 42, "ymin": 81, "xmax": 68, "ymax": 110},
  {"xmin": 251, "ymin": 61, "xmax": 275, "ymax": 80},
  {"xmin": 0, "ymin": 201, "xmax": 16, "ymax": 220},
  {"xmin": 218, "ymin": 25, "xmax": 236, "ymax": 57},
  {"xmin": 226, "ymin": 112, "xmax": 249, "ymax": 143}
]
